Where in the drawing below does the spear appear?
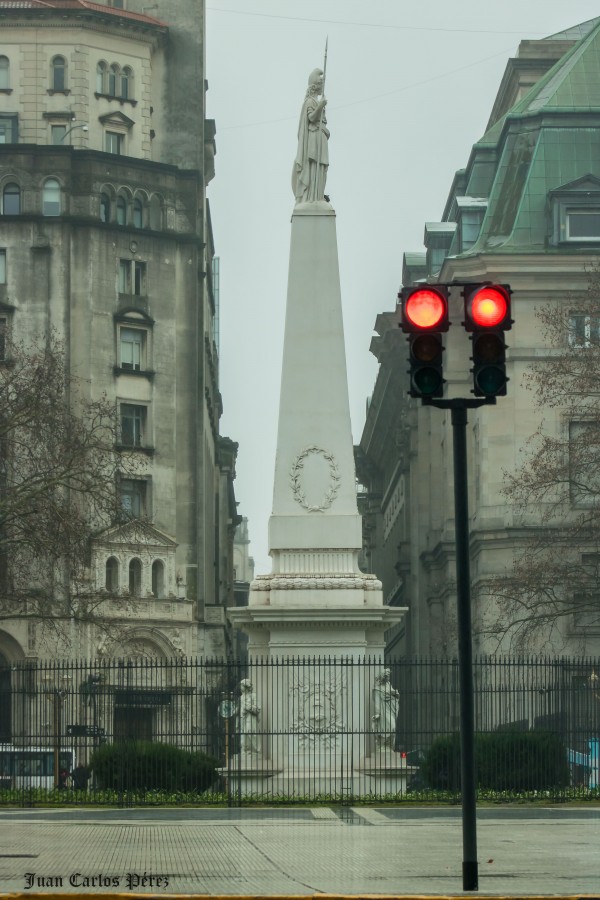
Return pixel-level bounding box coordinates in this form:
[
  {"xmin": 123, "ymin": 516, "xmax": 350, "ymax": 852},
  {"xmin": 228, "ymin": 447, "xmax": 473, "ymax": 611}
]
[{"xmin": 316, "ymin": 37, "xmax": 328, "ymax": 199}]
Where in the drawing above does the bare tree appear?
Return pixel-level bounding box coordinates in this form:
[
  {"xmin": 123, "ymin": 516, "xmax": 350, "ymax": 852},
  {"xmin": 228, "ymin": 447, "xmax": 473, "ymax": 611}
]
[
  {"xmin": 486, "ymin": 266, "xmax": 600, "ymax": 648},
  {"xmin": 0, "ymin": 334, "xmax": 140, "ymax": 627}
]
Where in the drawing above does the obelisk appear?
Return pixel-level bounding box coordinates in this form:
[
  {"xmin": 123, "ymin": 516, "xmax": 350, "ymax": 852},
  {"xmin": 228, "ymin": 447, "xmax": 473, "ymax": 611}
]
[{"xmin": 227, "ymin": 67, "xmax": 407, "ymax": 795}]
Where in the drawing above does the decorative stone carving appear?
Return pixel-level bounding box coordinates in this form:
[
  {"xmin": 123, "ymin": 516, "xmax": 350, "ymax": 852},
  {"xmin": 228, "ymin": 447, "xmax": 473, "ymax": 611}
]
[
  {"xmin": 372, "ymin": 668, "xmax": 400, "ymax": 749},
  {"xmin": 292, "ymin": 68, "xmax": 329, "ymax": 204},
  {"xmin": 239, "ymin": 679, "xmax": 261, "ymax": 755},
  {"xmin": 251, "ymin": 573, "xmax": 382, "ymax": 591},
  {"xmin": 290, "ymin": 668, "xmax": 345, "ymax": 747},
  {"xmin": 290, "ymin": 446, "xmax": 340, "ymax": 512}
]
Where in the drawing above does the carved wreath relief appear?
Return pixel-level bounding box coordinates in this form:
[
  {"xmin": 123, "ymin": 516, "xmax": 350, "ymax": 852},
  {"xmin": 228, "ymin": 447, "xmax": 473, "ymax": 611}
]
[{"xmin": 290, "ymin": 446, "xmax": 340, "ymax": 512}]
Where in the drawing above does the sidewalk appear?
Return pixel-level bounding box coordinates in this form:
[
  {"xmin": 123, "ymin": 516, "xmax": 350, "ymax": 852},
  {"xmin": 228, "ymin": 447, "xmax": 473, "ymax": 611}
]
[{"xmin": 0, "ymin": 806, "xmax": 598, "ymax": 896}]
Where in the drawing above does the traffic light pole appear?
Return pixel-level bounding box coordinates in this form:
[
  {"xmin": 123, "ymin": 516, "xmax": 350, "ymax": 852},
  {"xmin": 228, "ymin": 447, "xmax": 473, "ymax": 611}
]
[{"xmin": 423, "ymin": 395, "xmax": 495, "ymax": 893}]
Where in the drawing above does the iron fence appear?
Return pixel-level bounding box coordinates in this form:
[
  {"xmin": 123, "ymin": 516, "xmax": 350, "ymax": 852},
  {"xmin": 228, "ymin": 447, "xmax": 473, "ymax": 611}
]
[{"xmin": 0, "ymin": 655, "xmax": 598, "ymax": 805}]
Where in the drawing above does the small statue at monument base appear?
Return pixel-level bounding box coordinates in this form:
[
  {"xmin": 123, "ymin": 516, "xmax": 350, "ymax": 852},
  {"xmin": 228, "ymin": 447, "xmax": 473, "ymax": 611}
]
[
  {"xmin": 372, "ymin": 669, "xmax": 400, "ymax": 751},
  {"xmin": 239, "ymin": 678, "xmax": 262, "ymax": 756}
]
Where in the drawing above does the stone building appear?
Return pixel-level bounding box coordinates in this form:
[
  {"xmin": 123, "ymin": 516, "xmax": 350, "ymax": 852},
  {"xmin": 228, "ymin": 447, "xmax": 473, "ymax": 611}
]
[
  {"xmin": 357, "ymin": 17, "xmax": 600, "ymax": 661},
  {"xmin": 0, "ymin": 0, "xmax": 241, "ymax": 673}
]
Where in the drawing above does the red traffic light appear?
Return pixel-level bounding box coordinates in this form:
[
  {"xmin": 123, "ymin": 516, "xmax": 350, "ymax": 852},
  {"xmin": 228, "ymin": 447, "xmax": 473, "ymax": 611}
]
[
  {"xmin": 400, "ymin": 286, "xmax": 449, "ymax": 333},
  {"xmin": 464, "ymin": 284, "xmax": 512, "ymax": 332}
]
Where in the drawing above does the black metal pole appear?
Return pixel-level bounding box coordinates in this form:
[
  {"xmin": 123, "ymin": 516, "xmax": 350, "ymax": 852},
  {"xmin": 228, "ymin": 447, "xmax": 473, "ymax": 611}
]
[{"xmin": 451, "ymin": 404, "xmax": 479, "ymax": 892}]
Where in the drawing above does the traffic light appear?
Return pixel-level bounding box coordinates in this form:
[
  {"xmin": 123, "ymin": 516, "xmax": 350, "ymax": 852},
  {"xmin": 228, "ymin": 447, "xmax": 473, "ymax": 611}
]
[
  {"xmin": 463, "ymin": 284, "xmax": 512, "ymax": 397},
  {"xmin": 399, "ymin": 286, "xmax": 449, "ymax": 399}
]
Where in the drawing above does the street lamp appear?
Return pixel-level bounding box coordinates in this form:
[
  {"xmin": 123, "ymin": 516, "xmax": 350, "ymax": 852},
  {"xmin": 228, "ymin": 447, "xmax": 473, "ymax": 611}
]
[
  {"xmin": 59, "ymin": 123, "xmax": 88, "ymax": 143},
  {"xmin": 42, "ymin": 674, "xmax": 72, "ymax": 788}
]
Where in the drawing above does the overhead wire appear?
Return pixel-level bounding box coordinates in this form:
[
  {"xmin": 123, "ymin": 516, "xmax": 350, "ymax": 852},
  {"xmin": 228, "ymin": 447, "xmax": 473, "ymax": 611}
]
[
  {"xmin": 215, "ymin": 44, "xmax": 517, "ymax": 131},
  {"xmin": 207, "ymin": 5, "xmax": 547, "ymax": 36}
]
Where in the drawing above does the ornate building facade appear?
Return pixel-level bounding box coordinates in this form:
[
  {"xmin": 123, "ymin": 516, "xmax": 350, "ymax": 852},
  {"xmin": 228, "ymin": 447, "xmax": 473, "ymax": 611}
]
[
  {"xmin": 357, "ymin": 17, "xmax": 600, "ymax": 660},
  {"xmin": 0, "ymin": 0, "xmax": 241, "ymax": 674}
]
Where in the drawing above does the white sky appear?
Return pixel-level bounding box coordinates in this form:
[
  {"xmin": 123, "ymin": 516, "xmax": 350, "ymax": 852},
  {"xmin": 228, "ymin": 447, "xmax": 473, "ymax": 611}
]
[{"xmin": 206, "ymin": 1, "xmax": 600, "ymax": 576}]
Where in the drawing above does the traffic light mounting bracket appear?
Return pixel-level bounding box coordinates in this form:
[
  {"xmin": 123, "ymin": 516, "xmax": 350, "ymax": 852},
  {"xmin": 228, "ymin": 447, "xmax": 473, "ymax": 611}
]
[{"xmin": 421, "ymin": 396, "xmax": 496, "ymax": 411}]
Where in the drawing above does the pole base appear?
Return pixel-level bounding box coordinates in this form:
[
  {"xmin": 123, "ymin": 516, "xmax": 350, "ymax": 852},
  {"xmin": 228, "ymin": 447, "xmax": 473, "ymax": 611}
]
[{"xmin": 462, "ymin": 860, "xmax": 479, "ymax": 891}]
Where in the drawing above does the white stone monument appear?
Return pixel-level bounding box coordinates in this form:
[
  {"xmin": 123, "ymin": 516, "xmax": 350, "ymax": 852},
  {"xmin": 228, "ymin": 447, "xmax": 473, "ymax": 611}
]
[{"xmin": 228, "ymin": 66, "xmax": 408, "ymax": 797}]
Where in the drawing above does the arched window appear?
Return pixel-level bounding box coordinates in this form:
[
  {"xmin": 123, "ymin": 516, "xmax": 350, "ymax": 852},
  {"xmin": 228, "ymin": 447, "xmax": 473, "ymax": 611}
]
[
  {"xmin": 133, "ymin": 198, "xmax": 143, "ymax": 229},
  {"xmin": 100, "ymin": 193, "xmax": 110, "ymax": 223},
  {"xmin": 42, "ymin": 178, "xmax": 61, "ymax": 216},
  {"xmin": 121, "ymin": 66, "xmax": 133, "ymax": 99},
  {"xmin": 129, "ymin": 558, "xmax": 142, "ymax": 596},
  {"xmin": 51, "ymin": 55, "xmax": 66, "ymax": 91},
  {"xmin": 0, "ymin": 57, "xmax": 9, "ymax": 90},
  {"xmin": 96, "ymin": 61, "xmax": 107, "ymax": 94},
  {"xmin": 105, "ymin": 557, "xmax": 119, "ymax": 592},
  {"xmin": 116, "ymin": 195, "xmax": 126, "ymax": 226},
  {"xmin": 2, "ymin": 182, "xmax": 20, "ymax": 215},
  {"xmin": 151, "ymin": 560, "xmax": 164, "ymax": 599},
  {"xmin": 108, "ymin": 64, "xmax": 119, "ymax": 97}
]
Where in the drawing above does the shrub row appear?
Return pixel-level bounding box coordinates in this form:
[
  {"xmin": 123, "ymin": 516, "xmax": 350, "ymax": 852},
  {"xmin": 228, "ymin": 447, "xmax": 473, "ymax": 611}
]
[
  {"xmin": 420, "ymin": 731, "xmax": 570, "ymax": 791},
  {"xmin": 90, "ymin": 741, "xmax": 219, "ymax": 792}
]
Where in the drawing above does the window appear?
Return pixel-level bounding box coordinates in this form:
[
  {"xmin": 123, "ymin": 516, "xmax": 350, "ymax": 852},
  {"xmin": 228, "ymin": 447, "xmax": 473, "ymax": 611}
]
[
  {"xmin": 129, "ymin": 558, "xmax": 142, "ymax": 596},
  {"xmin": 0, "ymin": 57, "xmax": 9, "ymax": 90},
  {"xmin": 119, "ymin": 326, "xmax": 146, "ymax": 370},
  {"xmin": 51, "ymin": 56, "xmax": 66, "ymax": 92},
  {"xmin": 118, "ymin": 260, "xmax": 130, "ymax": 293},
  {"xmin": 116, "ymin": 196, "xmax": 126, "ymax": 225},
  {"xmin": 0, "ymin": 115, "xmax": 17, "ymax": 144},
  {"xmin": 569, "ymin": 421, "xmax": 600, "ymax": 506},
  {"xmin": 96, "ymin": 61, "xmax": 107, "ymax": 94},
  {"xmin": 105, "ymin": 557, "xmax": 119, "ymax": 592},
  {"xmin": 108, "ymin": 64, "xmax": 118, "ymax": 97},
  {"xmin": 567, "ymin": 209, "xmax": 600, "ymax": 240},
  {"xmin": 100, "ymin": 193, "xmax": 110, "ymax": 223},
  {"xmin": 121, "ymin": 67, "xmax": 132, "ymax": 99},
  {"xmin": 105, "ymin": 131, "xmax": 124, "ymax": 155},
  {"xmin": 133, "ymin": 198, "xmax": 143, "ymax": 228},
  {"xmin": 569, "ymin": 314, "xmax": 600, "ymax": 348},
  {"xmin": 119, "ymin": 479, "xmax": 146, "ymax": 518},
  {"xmin": 51, "ymin": 124, "xmax": 67, "ymax": 145},
  {"xmin": 151, "ymin": 560, "xmax": 164, "ymax": 599},
  {"xmin": 2, "ymin": 183, "xmax": 20, "ymax": 215},
  {"xmin": 119, "ymin": 260, "xmax": 146, "ymax": 296},
  {"xmin": 428, "ymin": 247, "xmax": 446, "ymax": 274},
  {"xmin": 0, "ymin": 251, "xmax": 5, "ymax": 285},
  {"xmin": 42, "ymin": 179, "xmax": 61, "ymax": 216},
  {"xmin": 108, "ymin": 0, "xmax": 125, "ymax": 7},
  {"xmin": 120, "ymin": 403, "xmax": 146, "ymax": 447},
  {"xmin": 460, "ymin": 210, "xmax": 485, "ymax": 251}
]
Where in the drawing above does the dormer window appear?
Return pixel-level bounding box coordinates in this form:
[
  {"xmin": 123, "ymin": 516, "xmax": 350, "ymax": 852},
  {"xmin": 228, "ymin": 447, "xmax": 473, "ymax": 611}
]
[
  {"xmin": 566, "ymin": 209, "xmax": 600, "ymax": 241},
  {"xmin": 549, "ymin": 175, "xmax": 600, "ymax": 246}
]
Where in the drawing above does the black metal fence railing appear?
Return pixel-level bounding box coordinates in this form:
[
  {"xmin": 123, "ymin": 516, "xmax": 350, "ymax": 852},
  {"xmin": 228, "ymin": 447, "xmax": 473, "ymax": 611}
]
[{"xmin": 0, "ymin": 655, "xmax": 598, "ymax": 806}]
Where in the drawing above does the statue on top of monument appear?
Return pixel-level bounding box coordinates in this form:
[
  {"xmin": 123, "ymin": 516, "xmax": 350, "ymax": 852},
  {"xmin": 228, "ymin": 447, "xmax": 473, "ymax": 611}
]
[{"xmin": 292, "ymin": 67, "xmax": 329, "ymax": 204}]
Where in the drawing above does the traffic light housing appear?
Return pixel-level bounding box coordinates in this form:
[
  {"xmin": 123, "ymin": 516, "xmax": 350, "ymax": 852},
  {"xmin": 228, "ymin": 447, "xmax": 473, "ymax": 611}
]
[
  {"xmin": 399, "ymin": 286, "xmax": 449, "ymax": 399},
  {"xmin": 463, "ymin": 284, "xmax": 512, "ymax": 397}
]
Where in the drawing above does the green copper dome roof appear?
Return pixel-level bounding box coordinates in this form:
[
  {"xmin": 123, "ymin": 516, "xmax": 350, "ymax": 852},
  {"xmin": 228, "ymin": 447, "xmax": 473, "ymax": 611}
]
[{"xmin": 462, "ymin": 19, "xmax": 600, "ymax": 254}]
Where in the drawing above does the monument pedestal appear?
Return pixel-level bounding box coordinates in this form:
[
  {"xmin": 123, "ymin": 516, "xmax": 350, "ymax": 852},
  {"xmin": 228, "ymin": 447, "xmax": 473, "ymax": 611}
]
[{"xmin": 229, "ymin": 200, "xmax": 406, "ymax": 799}]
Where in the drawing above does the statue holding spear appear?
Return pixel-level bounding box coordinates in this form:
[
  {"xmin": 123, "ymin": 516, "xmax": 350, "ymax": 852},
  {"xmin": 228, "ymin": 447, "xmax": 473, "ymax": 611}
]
[{"xmin": 292, "ymin": 40, "xmax": 330, "ymax": 204}]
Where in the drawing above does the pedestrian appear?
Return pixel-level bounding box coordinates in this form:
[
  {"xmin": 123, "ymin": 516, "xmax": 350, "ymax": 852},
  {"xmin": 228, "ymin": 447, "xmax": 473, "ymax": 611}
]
[
  {"xmin": 58, "ymin": 767, "xmax": 69, "ymax": 790},
  {"xmin": 71, "ymin": 760, "xmax": 91, "ymax": 791}
]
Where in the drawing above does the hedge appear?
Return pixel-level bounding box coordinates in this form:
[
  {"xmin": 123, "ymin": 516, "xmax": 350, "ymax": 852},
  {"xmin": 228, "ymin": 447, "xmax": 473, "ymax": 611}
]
[
  {"xmin": 90, "ymin": 740, "xmax": 219, "ymax": 792},
  {"xmin": 420, "ymin": 731, "xmax": 570, "ymax": 792}
]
